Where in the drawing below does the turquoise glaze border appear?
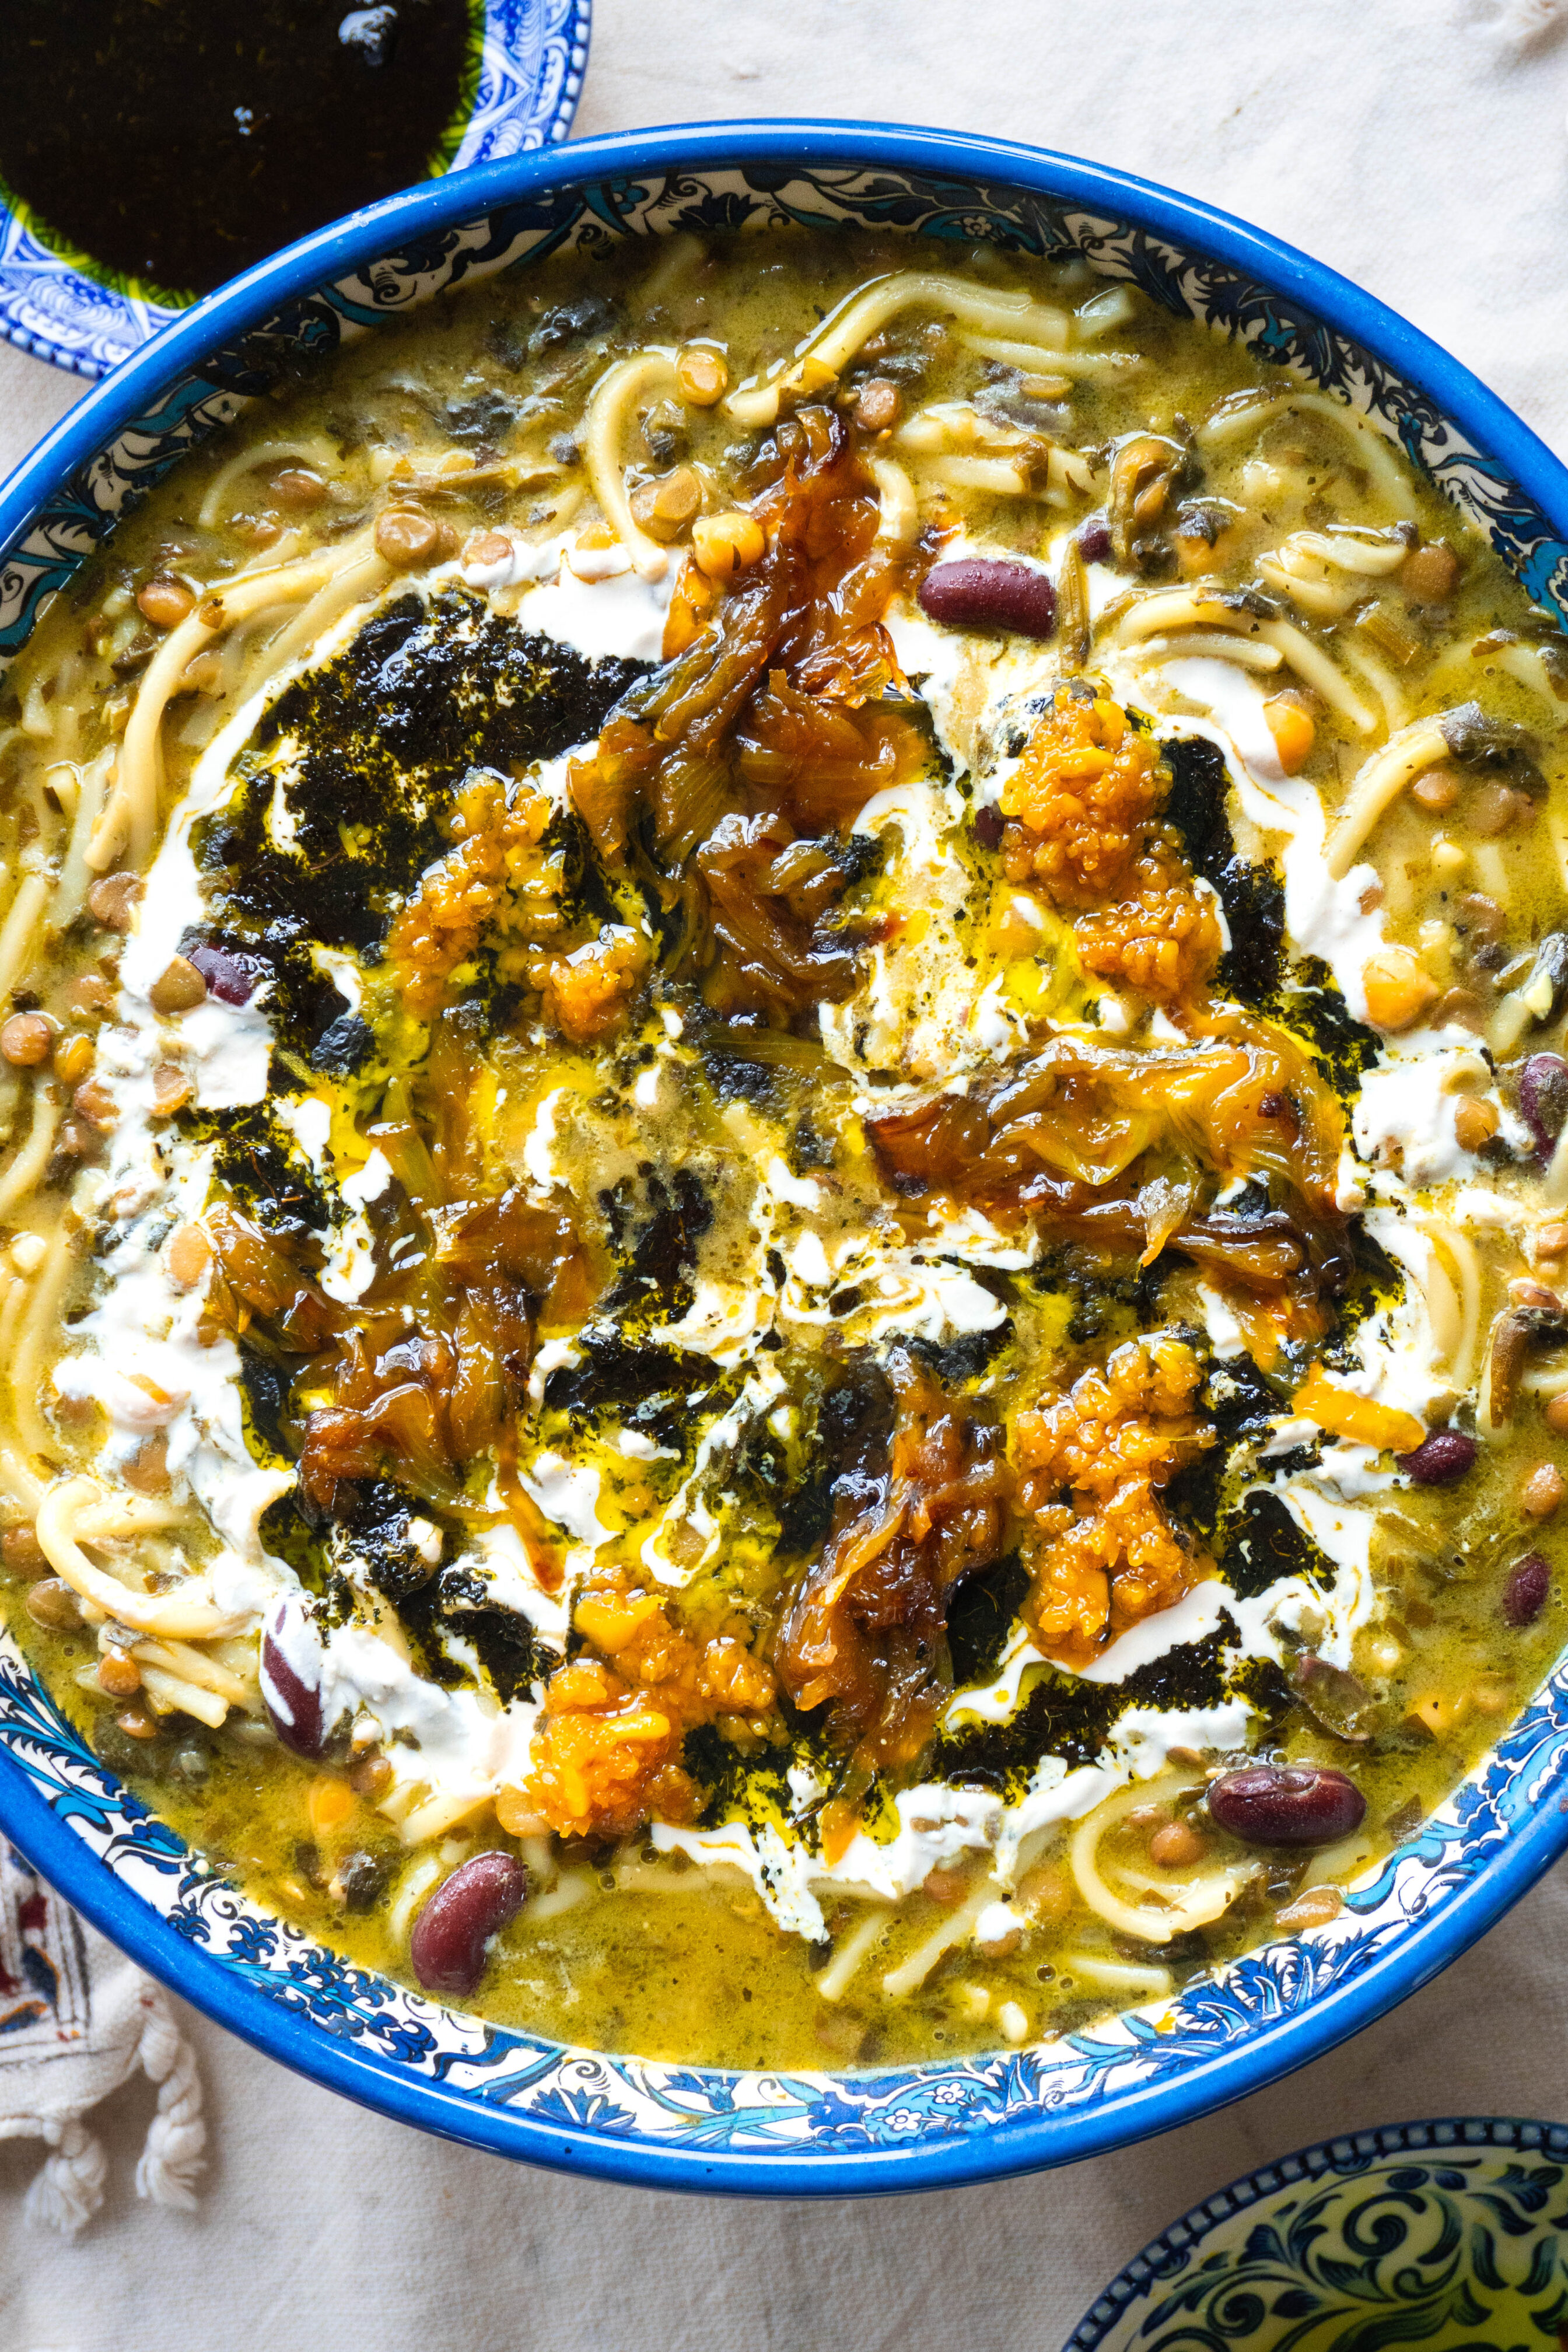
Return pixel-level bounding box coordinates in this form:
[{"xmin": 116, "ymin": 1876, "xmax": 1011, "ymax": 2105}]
[
  {"xmin": 0, "ymin": 0, "xmax": 590, "ymax": 378},
  {"xmin": 0, "ymin": 125, "xmax": 1564, "ymax": 2195}
]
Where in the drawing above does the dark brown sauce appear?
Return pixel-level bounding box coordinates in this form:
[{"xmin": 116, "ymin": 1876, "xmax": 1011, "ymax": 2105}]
[{"xmin": 0, "ymin": 0, "xmax": 477, "ymax": 302}]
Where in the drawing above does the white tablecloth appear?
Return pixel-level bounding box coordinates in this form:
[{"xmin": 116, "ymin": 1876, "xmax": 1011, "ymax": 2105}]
[{"xmin": 5, "ymin": 3, "xmax": 1568, "ymax": 2342}]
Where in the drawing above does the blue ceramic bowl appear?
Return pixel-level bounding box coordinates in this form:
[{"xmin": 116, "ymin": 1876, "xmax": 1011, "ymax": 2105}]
[
  {"xmin": 0, "ymin": 0, "xmax": 590, "ymax": 378},
  {"xmin": 1, "ymin": 123, "xmax": 1567, "ymax": 2196},
  {"xmin": 1066, "ymin": 2118, "xmax": 1568, "ymax": 2349}
]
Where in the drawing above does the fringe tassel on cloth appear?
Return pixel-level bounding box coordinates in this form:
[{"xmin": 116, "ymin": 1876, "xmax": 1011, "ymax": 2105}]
[{"xmin": 1, "ymin": 1838, "xmax": 205, "ymax": 2235}]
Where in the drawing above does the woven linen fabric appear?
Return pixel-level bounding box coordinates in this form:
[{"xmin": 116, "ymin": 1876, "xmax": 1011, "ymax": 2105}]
[{"xmin": 2, "ymin": 0, "xmax": 1568, "ymax": 2343}]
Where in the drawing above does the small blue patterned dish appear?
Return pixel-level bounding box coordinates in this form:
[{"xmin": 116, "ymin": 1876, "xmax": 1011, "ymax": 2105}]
[
  {"xmin": 1067, "ymin": 2118, "xmax": 1568, "ymax": 2350},
  {"xmin": 0, "ymin": 0, "xmax": 590, "ymax": 380},
  {"xmin": 2, "ymin": 123, "xmax": 1568, "ymax": 2195}
]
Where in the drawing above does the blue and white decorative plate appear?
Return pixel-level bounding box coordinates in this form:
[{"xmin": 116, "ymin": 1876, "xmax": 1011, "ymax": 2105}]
[
  {"xmin": 0, "ymin": 0, "xmax": 590, "ymax": 380},
  {"xmin": 2, "ymin": 124, "xmax": 1568, "ymax": 2194},
  {"xmin": 1067, "ymin": 2118, "xmax": 1568, "ymax": 2350}
]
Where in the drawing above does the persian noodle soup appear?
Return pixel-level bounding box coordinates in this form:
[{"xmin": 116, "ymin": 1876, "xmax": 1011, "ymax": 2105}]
[{"xmin": 4, "ymin": 230, "xmax": 1567, "ymax": 2073}]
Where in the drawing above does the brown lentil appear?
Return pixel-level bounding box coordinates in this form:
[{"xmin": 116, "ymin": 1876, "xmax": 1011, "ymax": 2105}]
[
  {"xmin": 87, "ymin": 873, "xmax": 144, "ymax": 931},
  {"xmin": 1402, "ymin": 541, "xmax": 1460, "ymax": 603},
  {"xmin": 629, "ymin": 466, "xmax": 702, "ymax": 542},
  {"xmin": 0, "ymin": 1013, "xmax": 51, "ymax": 1067},
  {"xmin": 24, "ymin": 1578, "xmax": 82, "ymax": 1632},
  {"xmin": 374, "ymin": 508, "xmax": 443, "ymax": 569},
  {"xmin": 1, "ymin": 1525, "xmax": 47, "ymax": 1577},
  {"xmin": 136, "ymin": 575, "xmax": 195, "ymax": 629},
  {"xmin": 854, "ymin": 379, "xmax": 902, "ymax": 434},
  {"xmin": 96, "ymin": 1650, "xmax": 142, "ymax": 1698},
  {"xmin": 148, "ymin": 956, "xmax": 208, "ymax": 1015},
  {"xmin": 1409, "ymin": 768, "xmax": 1460, "ymax": 812},
  {"xmin": 1522, "ymin": 1463, "xmax": 1566, "ymax": 1518},
  {"xmin": 272, "ymin": 468, "xmax": 328, "ymax": 510}
]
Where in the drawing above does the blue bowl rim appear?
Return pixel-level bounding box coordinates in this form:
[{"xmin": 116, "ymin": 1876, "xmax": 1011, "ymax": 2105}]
[
  {"xmin": 0, "ymin": 0, "xmax": 593, "ymax": 381},
  {"xmin": 1, "ymin": 118, "xmax": 1566, "ymax": 2196},
  {"xmin": 1063, "ymin": 2115, "xmax": 1568, "ymax": 2348}
]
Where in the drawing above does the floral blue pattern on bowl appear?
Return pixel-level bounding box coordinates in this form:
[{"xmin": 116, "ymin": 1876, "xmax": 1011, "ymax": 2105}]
[
  {"xmin": 1066, "ymin": 2118, "xmax": 1568, "ymax": 2350},
  {"xmin": 0, "ymin": 0, "xmax": 590, "ymax": 380},
  {"xmin": 1, "ymin": 123, "xmax": 1567, "ymax": 2194}
]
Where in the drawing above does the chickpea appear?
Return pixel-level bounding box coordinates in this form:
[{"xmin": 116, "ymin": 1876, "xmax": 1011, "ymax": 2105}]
[
  {"xmin": 148, "ymin": 956, "xmax": 208, "ymax": 1014},
  {"xmin": 692, "ymin": 510, "xmax": 765, "ymax": 579},
  {"xmin": 464, "ymin": 530, "xmax": 512, "ymax": 570},
  {"xmin": 1522, "ymin": 1462, "xmax": 1566, "ymax": 1518},
  {"xmin": 0, "ymin": 1012, "xmax": 51, "ymax": 1067},
  {"xmin": 114, "ymin": 1702, "xmax": 161, "ymax": 1741},
  {"xmin": 1362, "ymin": 946, "xmax": 1438, "ymax": 1034},
  {"xmin": 87, "ymin": 873, "xmax": 143, "ymax": 932},
  {"xmin": 308, "ymin": 1774, "xmax": 356, "ymax": 1838},
  {"xmin": 1453, "ymin": 1096, "xmax": 1499, "ymax": 1153},
  {"xmin": 166, "ymin": 1223, "xmax": 213, "ymax": 1289},
  {"xmin": 151, "ymin": 1063, "xmax": 194, "ymax": 1116},
  {"xmin": 675, "ymin": 345, "xmax": 728, "ymax": 407},
  {"xmin": 1262, "ymin": 695, "xmax": 1315, "ymax": 775},
  {"xmin": 374, "ymin": 507, "xmax": 443, "ymax": 569},
  {"xmin": 136, "ymin": 575, "xmax": 195, "ymax": 630},
  {"xmin": 53, "ymin": 1034, "xmax": 94, "ymax": 1088},
  {"xmin": 1545, "ymin": 1391, "xmax": 1568, "ymax": 1433}
]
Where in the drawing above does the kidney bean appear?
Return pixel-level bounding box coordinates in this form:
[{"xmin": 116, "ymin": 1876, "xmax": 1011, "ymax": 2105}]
[
  {"xmin": 1503, "ymin": 1551, "xmax": 1550, "ymax": 1628},
  {"xmin": 410, "ymin": 1852, "xmax": 527, "ymax": 1996},
  {"xmin": 186, "ymin": 944, "xmax": 265, "ymax": 1006},
  {"xmin": 1521, "ymin": 1053, "xmax": 1568, "ymax": 1157},
  {"xmin": 1208, "ymin": 1763, "xmax": 1366, "ymax": 1848},
  {"xmin": 1396, "ymin": 1430, "xmax": 1478, "ymax": 1486},
  {"xmin": 1519, "ymin": 1053, "xmax": 1568, "ymax": 1161},
  {"xmin": 972, "ymin": 804, "xmax": 1004, "ymax": 852},
  {"xmin": 260, "ymin": 1610, "xmax": 324, "ymax": 1758},
  {"xmin": 918, "ymin": 559, "xmax": 1056, "ymax": 639},
  {"xmin": 1077, "ymin": 516, "xmax": 1112, "ymax": 563}
]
